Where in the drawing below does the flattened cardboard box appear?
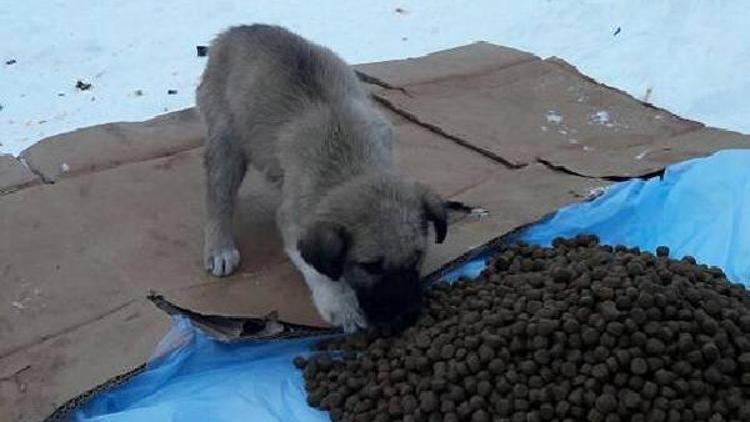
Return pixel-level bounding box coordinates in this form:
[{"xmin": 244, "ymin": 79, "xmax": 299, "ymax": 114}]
[
  {"xmin": 360, "ymin": 44, "xmax": 748, "ymax": 178},
  {"xmin": 1, "ymin": 42, "xmax": 748, "ymax": 422}
]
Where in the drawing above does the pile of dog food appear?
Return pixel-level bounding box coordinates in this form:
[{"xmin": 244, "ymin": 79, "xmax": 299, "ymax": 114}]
[{"xmin": 295, "ymin": 236, "xmax": 750, "ymax": 422}]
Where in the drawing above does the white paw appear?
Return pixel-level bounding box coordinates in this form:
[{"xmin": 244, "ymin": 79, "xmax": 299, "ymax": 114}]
[
  {"xmin": 204, "ymin": 248, "xmax": 240, "ymax": 277},
  {"xmin": 312, "ymin": 281, "xmax": 367, "ymax": 333},
  {"xmin": 286, "ymin": 247, "xmax": 367, "ymax": 333}
]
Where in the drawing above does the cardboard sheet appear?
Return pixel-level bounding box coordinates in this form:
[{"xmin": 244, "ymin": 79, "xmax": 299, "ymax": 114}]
[
  {"xmin": 354, "ymin": 42, "xmax": 535, "ymax": 88},
  {"xmin": 358, "ymin": 45, "xmax": 749, "ymax": 178}
]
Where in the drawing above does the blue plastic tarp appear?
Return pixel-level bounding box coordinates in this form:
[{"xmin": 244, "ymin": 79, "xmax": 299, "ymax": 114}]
[
  {"xmin": 74, "ymin": 318, "xmax": 330, "ymax": 422},
  {"xmin": 522, "ymin": 149, "xmax": 750, "ymax": 284},
  {"xmin": 74, "ymin": 149, "xmax": 750, "ymax": 422}
]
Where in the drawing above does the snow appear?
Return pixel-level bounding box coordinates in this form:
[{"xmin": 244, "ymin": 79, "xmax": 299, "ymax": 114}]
[
  {"xmin": 1, "ymin": 0, "xmax": 749, "ymax": 156},
  {"xmin": 545, "ymin": 110, "xmax": 564, "ymax": 124},
  {"xmin": 634, "ymin": 149, "xmax": 651, "ymax": 160},
  {"xmin": 591, "ymin": 110, "xmax": 611, "ymax": 125}
]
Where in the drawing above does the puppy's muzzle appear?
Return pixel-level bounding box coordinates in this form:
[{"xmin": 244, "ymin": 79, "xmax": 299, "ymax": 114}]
[{"xmin": 355, "ymin": 269, "xmax": 423, "ymax": 329}]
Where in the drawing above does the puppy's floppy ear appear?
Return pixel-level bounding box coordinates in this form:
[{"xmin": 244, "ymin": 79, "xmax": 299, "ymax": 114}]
[
  {"xmin": 418, "ymin": 184, "xmax": 448, "ymax": 244},
  {"xmin": 297, "ymin": 221, "xmax": 350, "ymax": 280}
]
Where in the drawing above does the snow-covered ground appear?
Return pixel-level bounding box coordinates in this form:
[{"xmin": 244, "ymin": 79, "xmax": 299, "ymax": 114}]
[{"xmin": 1, "ymin": 1, "xmax": 748, "ymax": 156}]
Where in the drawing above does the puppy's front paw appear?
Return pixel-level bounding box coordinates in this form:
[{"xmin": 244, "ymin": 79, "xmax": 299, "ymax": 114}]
[
  {"xmin": 312, "ymin": 282, "xmax": 367, "ymax": 333},
  {"xmin": 330, "ymin": 301, "xmax": 367, "ymax": 334},
  {"xmin": 204, "ymin": 247, "xmax": 240, "ymax": 277}
]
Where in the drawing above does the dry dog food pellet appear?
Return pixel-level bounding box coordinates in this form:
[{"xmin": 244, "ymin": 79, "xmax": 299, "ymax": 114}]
[{"xmin": 296, "ymin": 235, "xmax": 750, "ymax": 421}]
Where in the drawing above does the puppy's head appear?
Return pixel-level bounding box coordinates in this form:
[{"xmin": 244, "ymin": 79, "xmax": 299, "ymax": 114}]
[{"xmin": 297, "ymin": 177, "xmax": 447, "ymax": 328}]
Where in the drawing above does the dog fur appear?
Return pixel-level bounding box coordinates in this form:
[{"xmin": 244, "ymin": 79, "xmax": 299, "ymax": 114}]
[{"xmin": 196, "ymin": 24, "xmax": 447, "ymax": 332}]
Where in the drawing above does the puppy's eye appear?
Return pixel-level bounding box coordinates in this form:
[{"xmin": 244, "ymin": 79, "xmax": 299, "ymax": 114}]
[{"xmin": 359, "ymin": 260, "xmax": 384, "ymax": 274}]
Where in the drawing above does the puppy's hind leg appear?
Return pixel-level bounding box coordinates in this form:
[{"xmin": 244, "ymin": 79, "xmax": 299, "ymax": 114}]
[{"xmin": 203, "ymin": 130, "xmax": 246, "ymax": 277}]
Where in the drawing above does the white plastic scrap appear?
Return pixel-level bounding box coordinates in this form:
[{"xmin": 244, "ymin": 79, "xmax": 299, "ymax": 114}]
[
  {"xmin": 470, "ymin": 207, "xmax": 489, "ymax": 219},
  {"xmin": 591, "ymin": 110, "xmax": 611, "ymax": 125},
  {"xmin": 545, "ymin": 110, "xmax": 563, "ymax": 124},
  {"xmin": 587, "ymin": 186, "xmax": 608, "ymax": 199},
  {"xmin": 634, "ymin": 149, "xmax": 651, "ymax": 160}
]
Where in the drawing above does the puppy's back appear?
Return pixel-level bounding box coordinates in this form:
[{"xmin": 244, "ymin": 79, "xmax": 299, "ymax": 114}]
[{"xmin": 198, "ymin": 24, "xmax": 364, "ymax": 123}]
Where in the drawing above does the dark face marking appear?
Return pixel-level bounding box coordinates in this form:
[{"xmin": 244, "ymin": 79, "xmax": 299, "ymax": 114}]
[
  {"xmin": 419, "ymin": 185, "xmax": 448, "ymax": 244},
  {"xmin": 358, "ymin": 259, "xmax": 384, "ymax": 275},
  {"xmin": 297, "ymin": 222, "xmax": 349, "ymax": 280},
  {"xmin": 345, "ymin": 258, "xmax": 424, "ymax": 328}
]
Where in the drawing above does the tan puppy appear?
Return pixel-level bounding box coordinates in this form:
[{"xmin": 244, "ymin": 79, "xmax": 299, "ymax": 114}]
[{"xmin": 197, "ymin": 24, "xmax": 447, "ymax": 332}]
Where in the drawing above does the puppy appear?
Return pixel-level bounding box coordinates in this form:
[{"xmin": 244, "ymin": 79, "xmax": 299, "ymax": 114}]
[{"xmin": 197, "ymin": 24, "xmax": 447, "ymax": 332}]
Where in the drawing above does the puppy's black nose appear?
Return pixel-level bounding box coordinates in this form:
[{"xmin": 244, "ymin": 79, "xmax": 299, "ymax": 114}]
[{"xmin": 356, "ymin": 270, "xmax": 423, "ymax": 329}]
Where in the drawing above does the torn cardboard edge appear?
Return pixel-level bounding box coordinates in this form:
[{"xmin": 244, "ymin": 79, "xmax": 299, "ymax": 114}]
[
  {"xmin": 147, "ymin": 293, "xmax": 333, "ymax": 341},
  {"xmin": 535, "ymin": 157, "xmax": 667, "ymax": 183},
  {"xmin": 0, "ymin": 154, "xmax": 41, "ymax": 194},
  {"xmin": 43, "ymin": 201, "xmax": 571, "ymax": 422},
  {"xmin": 537, "ymin": 127, "xmax": 750, "ymax": 180},
  {"xmin": 353, "ymin": 41, "xmax": 537, "ymax": 90}
]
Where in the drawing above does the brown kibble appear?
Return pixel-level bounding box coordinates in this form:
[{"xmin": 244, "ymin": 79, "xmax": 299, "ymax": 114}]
[
  {"xmin": 444, "ymin": 413, "xmax": 459, "ymax": 422},
  {"xmin": 630, "ymin": 357, "xmax": 648, "ymax": 375},
  {"xmin": 701, "ymin": 342, "xmax": 720, "ymax": 362},
  {"xmin": 402, "ymin": 394, "xmax": 418, "ymax": 414},
  {"xmin": 646, "ymin": 338, "xmax": 666, "ymax": 355},
  {"xmin": 553, "ymin": 268, "xmax": 573, "ymax": 284},
  {"xmin": 293, "ymin": 356, "xmax": 307, "ymax": 369},
  {"xmin": 296, "ymin": 237, "xmax": 750, "ymax": 421},
  {"xmin": 477, "ymin": 380, "xmax": 492, "ymax": 397},
  {"xmin": 693, "ymin": 398, "xmax": 711, "ymax": 419},
  {"xmin": 643, "ymin": 381, "xmax": 658, "ymax": 399},
  {"xmin": 416, "ymin": 333, "xmax": 430, "ymax": 349},
  {"xmin": 448, "ymin": 385, "xmax": 465, "ymax": 402},
  {"xmin": 391, "ymin": 368, "xmax": 406, "ymax": 382},
  {"xmin": 563, "ymin": 318, "xmax": 580, "ymax": 333},
  {"xmin": 420, "ymin": 391, "xmax": 438, "ymax": 412},
  {"xmin": 595, "ymin": 393, "xmax": 617, "ymax": 413},
  {"xmin": 478, "ymin": 344, "xmax": 494, "ymax": 362},
  {"xmin": 471, "ymin": 409, "xmax": 490, "ymax": 422},
  {"xmin": 441, "ymin": 344, "xmax": 456, "ymax": 359},
  {"xmin": 738, "ymin": 352, "xmax": 750, "ymax": 370},
  {"xmin": 594, "ymin": 285, "xmax": 615, "ymax": 300},
  {"xmin": 582, "ymin": 327, "xmax": 600, "ymax": 345},
  {"xmin": 387, "ymin": 396, "xmax": 402, "ymax": 416}
]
